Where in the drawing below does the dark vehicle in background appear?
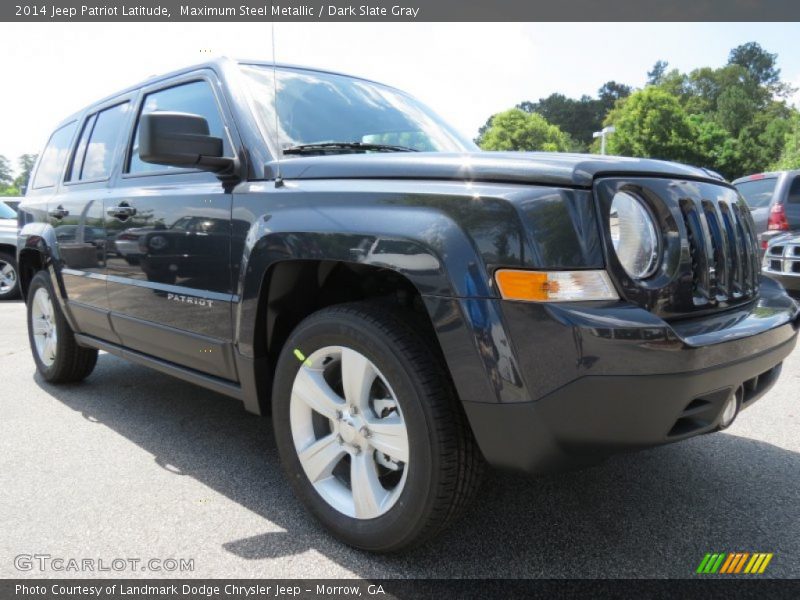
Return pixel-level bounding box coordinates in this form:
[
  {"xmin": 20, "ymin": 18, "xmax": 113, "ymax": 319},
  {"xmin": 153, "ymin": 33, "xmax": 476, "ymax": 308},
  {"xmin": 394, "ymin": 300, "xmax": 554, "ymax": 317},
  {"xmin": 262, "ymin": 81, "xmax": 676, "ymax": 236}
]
[
  {"xmin": 0, "ymin": 200, "xmax": 20, "ymax": 299},
  {"xmin": 15, "ymin": 58, "xmax": 800, "ymax": 552},
  {"xmin": 733, "ymin": 171, "xmax": 800, "ymax": 250},
  {"xmin": 763, "ymin": 232, "xmax": 800, "ymax": 297}
]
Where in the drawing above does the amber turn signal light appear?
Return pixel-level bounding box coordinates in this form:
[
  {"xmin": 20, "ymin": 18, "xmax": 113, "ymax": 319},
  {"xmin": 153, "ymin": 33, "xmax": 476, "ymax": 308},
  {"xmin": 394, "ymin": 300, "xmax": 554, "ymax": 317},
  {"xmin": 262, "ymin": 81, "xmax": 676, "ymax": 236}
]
[{"xmin": 495, "ymin": 269, "xmax": 618, "ymax": 302}]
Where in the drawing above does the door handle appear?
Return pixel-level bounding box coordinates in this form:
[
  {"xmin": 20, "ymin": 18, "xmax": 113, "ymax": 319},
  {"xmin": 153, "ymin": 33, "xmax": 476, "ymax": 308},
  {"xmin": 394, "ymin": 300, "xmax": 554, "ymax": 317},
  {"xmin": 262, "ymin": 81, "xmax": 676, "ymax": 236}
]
[
  {"xmin": 48, "ymin": 206, "xmax": 69, "ymax": 219},
  {"xmin": 107, "ymin": 205, "xmax": 137, "ymax": 220}
]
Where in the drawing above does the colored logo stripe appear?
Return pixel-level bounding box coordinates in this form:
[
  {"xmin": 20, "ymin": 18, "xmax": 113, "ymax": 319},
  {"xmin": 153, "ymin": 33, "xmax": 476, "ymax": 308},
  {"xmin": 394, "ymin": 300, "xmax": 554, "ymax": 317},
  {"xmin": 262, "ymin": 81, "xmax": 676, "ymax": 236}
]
[
  {"xmin": 697, "ymin": 553, "xmax": 773, "ymax": 574},
  {"xmin": 697, "ymin": 553, "xmax": 726, "ymax": 573},
  {"xmin": 719, "ymin": 553, "xmax": 748, "ymax": 573},
  {"xmin": 744, "ymin": 553, "xmax": 773, "ymax": 574}
]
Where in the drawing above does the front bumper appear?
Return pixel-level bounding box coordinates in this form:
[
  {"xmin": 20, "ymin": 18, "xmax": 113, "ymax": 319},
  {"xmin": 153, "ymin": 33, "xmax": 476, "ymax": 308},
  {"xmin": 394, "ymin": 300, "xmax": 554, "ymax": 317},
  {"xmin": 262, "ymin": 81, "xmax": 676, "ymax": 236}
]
[
  {"xmin": 764, "ymin": 270, "xmax": 800, "ymax": 295},
  {"xmin": 462, "ymin": 277, "xmax": 800, "ymax": 474}
]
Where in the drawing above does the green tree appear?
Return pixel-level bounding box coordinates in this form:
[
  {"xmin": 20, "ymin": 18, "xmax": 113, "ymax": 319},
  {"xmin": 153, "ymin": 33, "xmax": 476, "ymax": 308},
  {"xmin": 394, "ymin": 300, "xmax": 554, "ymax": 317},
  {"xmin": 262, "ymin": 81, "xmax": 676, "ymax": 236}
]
[
  {"xmin": 479, "ymin": 109, "xmax": 571, "ymax": 152},
  {"xmin": 647, "ymin": 60, "xmax": 670, "ymax": 86},
  {"xmin": 728, "ymin": 41, "xmax": 781, "ymax": 90},
  {"xmin": 605, "ymin": 87, "xmax": 700, "ymax": 165},
  {"xmin": 14, "ymin": 154, "xmax": 37, "ymax": 190},
  {"xmin": 475, "ymin": 42, "xmax": 795, "ymax": 179},
  {"xmin": 0, "ymin": 155, "xmax": 13, "ymax": 186},
  {"xmin": 770, "ymin": 113, "xmax": 800, "ymax": 170},
  {"xmin": 476, "ymin": 83, "xmax": 631, "ymax": 150},
  {"xmin": 646, "ymin": 43, "xmax": 795, "ymax": 177},
  {"xmin": 524, "ymin": 94, "xmax": 596, "ymax": 148}
]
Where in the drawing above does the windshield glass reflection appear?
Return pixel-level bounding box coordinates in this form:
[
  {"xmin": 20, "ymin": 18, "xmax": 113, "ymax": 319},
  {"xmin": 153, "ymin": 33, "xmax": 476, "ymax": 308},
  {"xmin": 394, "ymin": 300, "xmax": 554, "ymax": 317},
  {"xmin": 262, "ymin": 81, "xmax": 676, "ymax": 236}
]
[{"xmin": 239, "ymin": 64, "xmax": 477, "ymax": 155}]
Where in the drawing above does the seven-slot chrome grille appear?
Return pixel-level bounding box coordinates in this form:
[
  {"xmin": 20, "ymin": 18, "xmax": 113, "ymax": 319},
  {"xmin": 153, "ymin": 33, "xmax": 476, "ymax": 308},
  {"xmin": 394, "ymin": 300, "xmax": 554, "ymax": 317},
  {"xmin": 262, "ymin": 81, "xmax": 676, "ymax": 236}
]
[
  {"xmin": 595, "ymin": 177, "xmax": 761, "ymax": 319},
  {"xmin": 678, "ymin": 196, "xmax": 760, "ymax": 306}
]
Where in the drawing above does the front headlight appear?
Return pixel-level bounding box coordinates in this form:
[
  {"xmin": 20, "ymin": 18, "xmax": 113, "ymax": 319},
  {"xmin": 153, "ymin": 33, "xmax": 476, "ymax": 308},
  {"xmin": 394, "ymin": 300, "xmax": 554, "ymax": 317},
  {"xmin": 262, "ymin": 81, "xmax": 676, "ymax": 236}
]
[{"xmin": 609, "ymin": 191, "xmax": 660, "ymax": 279}]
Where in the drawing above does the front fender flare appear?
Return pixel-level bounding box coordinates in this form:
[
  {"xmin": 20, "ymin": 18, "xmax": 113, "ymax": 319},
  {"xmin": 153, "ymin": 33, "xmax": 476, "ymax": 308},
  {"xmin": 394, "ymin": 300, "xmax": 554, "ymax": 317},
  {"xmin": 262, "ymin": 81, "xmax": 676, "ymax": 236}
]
[{"xmin": 234, "ymin": 205, "xmax": 529, "ymax": 405}]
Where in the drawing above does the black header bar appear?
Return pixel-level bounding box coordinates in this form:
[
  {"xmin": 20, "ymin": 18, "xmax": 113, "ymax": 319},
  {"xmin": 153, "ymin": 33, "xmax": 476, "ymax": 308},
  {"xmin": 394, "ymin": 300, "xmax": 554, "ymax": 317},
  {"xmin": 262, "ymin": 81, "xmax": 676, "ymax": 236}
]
[{"xmin": 3, "ymin": 0, "xmax": 800, "ymax": 22}]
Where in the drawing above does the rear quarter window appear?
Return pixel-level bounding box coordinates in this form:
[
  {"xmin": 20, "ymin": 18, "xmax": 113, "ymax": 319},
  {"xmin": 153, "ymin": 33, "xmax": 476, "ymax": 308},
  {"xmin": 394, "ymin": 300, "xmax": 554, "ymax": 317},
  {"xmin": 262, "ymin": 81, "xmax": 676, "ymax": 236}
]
[
  {"xmin": 31, "ymin": 122, "xmax": 77, "ymax": 189},
  {"xmin": 787, "ymin": 176, "xmax": 800, "ymax": 204},
  {"xmin": 734, "ymin": 178, "xmax": 777, "ymax": 209}
]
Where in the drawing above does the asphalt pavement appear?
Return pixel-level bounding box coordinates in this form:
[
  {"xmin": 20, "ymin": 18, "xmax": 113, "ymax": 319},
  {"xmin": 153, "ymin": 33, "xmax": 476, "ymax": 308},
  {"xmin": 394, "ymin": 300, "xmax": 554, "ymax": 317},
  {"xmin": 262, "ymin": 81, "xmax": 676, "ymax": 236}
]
[{"xmin": 1, "ymin": 299, "xmax": 798, "ymax": 579}]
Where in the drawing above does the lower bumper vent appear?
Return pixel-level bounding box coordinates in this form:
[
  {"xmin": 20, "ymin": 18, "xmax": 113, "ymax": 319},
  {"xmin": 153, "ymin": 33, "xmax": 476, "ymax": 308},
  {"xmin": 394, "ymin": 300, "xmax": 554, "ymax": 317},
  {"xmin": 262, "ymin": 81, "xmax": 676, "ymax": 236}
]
[{"xmin": 666, "ymin": 364, "xmax": 782, "ymax": 439}]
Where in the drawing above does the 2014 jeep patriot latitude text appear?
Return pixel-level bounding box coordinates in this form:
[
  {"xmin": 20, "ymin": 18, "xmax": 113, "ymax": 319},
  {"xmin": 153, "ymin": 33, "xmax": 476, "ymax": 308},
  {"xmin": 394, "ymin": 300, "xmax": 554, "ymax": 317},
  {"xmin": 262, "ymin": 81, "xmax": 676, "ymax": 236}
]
[{"xmin": 17, "ymin": 58, "xmax": 800, "ymax": 551}]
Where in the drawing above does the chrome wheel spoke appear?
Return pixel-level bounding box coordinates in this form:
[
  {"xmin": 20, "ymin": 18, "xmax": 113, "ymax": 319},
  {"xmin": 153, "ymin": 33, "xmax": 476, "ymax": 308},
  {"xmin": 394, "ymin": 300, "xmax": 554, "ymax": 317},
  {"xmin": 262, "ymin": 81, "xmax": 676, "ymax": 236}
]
[
  {"xmin": 298, "ymin": 434, "xmax": 346, "ymax": 483},
  {"xmin": 292, "ymin": 367, "xmax": 343, "ymax": 420},
  {"xmin": 43, "ymin": 335, "xmax": 55, "ymax": 361},
  {"xmin": 35, "ymin": 294, "xmax": 51, "ymax": 319},
  {"xmin": 32, "ymin": 317, "xmax": 48, "ymax": 335},
  {"xmin": 340, "ymin": 348, "xmax": 376, "ymax": 409},
  {"xmin": 350, "ymin": 451, "xmax": 387, "ymax": 519},
  {"xmin": 366, "ymin": 416, "xmax": 409, "ymax": 464}
]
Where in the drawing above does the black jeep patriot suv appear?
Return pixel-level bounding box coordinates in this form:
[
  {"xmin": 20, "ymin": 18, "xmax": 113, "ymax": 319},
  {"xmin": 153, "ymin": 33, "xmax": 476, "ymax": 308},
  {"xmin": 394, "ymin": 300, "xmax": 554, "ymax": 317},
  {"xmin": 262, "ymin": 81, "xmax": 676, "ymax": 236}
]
[{"xmin": 17, "ymin": 58, "xmax": 800, "ymax": 552}]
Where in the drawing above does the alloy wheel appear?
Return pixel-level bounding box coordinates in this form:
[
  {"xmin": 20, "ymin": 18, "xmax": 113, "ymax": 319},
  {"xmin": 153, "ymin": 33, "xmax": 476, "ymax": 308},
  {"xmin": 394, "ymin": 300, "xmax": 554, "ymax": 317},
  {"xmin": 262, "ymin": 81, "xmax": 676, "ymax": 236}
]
[
  {"xmin": 0, "ymin": 259, "xmax": 17, "ymax": 295},
  {"xmin": 289, "ymin": 345, "xmax": 409, "ymax": 519},
  {"xmin": 31, "ymin": 287, "xmax": 58, "ymax": 367}
]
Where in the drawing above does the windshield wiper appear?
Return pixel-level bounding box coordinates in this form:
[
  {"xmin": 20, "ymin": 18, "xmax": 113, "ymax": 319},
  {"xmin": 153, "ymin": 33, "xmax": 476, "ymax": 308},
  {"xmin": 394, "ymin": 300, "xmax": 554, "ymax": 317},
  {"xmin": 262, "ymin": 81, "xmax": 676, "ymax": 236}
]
[{"xmin": 282, "ymin": 142, "xmax": 419, "ymax": 155}]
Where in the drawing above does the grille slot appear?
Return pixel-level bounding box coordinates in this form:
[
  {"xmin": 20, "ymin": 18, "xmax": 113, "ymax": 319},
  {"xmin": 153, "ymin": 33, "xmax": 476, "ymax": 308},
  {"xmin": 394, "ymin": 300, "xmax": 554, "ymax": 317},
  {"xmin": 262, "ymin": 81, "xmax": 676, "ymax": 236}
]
[{"xmin": 679, "ymin": 196, "xmax": 759, "ymax": 307}]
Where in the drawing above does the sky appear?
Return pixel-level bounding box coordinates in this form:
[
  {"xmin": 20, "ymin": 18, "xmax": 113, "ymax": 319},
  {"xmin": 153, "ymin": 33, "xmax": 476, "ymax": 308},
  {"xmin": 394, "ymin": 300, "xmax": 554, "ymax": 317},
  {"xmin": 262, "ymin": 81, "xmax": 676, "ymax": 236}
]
[{"xmin": 1, "ymin": 22, "xmax": 800, "ymax": 176}]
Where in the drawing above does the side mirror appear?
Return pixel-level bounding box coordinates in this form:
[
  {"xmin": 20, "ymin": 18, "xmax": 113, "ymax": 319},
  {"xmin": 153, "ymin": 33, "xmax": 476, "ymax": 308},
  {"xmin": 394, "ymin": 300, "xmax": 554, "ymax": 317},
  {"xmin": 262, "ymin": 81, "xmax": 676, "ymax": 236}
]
[{"xmin": 139, "ymin": 112, "xmax": 233, "ymax": 173}]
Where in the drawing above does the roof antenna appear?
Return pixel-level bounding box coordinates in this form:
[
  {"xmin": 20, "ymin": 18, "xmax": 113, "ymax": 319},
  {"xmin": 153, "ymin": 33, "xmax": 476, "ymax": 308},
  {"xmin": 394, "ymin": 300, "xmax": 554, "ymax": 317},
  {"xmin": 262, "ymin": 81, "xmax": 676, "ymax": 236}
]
[{"xmin": 271, "ymin": 20, "xmax": 284, "ymax": 188}]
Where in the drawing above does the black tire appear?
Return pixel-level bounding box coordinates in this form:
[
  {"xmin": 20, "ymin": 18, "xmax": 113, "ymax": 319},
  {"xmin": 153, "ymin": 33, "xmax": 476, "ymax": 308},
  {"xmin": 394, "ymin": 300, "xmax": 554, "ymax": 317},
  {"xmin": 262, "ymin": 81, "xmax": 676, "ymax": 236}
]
[
  {"xmin": 27, "ymin": 270, "xmax": 98, "ymax": 383},
  {"xmin": 0, "ymin": 250, "xmax": 20, "ymax": 300},
  {"xmin": 272, "ymin": 302, "xmax": 484, "ymax": 552}
]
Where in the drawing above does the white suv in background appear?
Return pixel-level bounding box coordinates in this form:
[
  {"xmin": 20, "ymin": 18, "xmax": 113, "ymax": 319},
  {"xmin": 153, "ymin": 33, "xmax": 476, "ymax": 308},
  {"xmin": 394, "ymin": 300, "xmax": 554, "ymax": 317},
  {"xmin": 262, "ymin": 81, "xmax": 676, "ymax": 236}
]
[{"xmin": 0, "ymin": 200, "xmax": 20, "ymax": 299}]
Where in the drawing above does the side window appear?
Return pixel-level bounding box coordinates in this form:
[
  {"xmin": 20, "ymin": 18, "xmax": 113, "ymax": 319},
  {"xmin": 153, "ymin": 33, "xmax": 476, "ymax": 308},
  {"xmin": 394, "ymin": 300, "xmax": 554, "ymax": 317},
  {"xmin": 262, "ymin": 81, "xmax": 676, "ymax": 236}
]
[
  {"xmin": 31, "ymin": 122, "xmax": 77, "ymax": 189},
  {"xmin": 67, "ymin": 114, "xmax": 96, "ymax": 182},
  {"xmin": 68, "ymin": 102, "xmax": 130, "ymax": 182},
  {"xmin": 787, "ymin": 176, "xmax": 800, "ymax": 205},
  {"xmin": 128, "ymin": 80, "xmax": 230, "ymax": 174}
]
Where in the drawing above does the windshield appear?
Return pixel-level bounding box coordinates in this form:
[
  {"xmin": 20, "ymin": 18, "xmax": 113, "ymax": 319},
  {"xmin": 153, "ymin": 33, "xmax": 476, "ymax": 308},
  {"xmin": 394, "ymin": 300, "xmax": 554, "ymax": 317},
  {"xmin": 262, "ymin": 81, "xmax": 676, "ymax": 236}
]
[
  {"xmin": 239, "ymin": 64, "xmax": 477, "ymax": 156},
  {"xmin": 734, "ymin": 178, "xmax": 777, "ymax": 209},
  {"xmin": 0, "ymin": 202, "xmax": 16, "ymax": 219}
]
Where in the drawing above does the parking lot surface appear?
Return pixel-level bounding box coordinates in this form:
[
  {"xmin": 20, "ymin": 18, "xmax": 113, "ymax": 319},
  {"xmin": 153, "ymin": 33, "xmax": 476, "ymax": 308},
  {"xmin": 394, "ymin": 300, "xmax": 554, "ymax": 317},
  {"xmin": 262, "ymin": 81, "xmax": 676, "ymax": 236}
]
[{"xmin": 1, "ymin": 300, "xmax": 799, "ymax": 578}]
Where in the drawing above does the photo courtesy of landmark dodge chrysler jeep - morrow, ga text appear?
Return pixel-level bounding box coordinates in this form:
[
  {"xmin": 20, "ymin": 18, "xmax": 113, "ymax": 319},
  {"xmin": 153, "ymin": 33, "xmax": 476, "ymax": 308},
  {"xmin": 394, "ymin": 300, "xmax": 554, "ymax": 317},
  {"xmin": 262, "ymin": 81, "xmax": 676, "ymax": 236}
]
[{"xmin": 16, "ymin": 58, "xmax": 800, "ymax": 552}]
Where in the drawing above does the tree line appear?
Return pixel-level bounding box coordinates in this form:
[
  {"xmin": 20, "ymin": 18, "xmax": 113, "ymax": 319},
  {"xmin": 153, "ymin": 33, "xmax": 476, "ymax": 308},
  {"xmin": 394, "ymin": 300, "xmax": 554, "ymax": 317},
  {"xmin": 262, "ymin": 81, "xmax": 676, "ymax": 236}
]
[
  {"xmin": 476, "ymin": 42, "xmax": 799, "ymax": 180},
  {"xmin": 0, "ymin": 154, "xmax": 37, "ymax": 196}
]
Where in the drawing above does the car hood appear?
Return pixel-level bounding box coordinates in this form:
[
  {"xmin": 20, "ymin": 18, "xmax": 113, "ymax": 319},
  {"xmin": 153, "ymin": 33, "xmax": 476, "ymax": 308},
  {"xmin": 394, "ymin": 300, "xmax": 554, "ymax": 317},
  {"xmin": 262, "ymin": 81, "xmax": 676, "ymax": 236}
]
[
  {"xmin": 769, "ymin": 232, "xmax": 800, "ymax": 246},
  {"xmin": 265, "ymin": 151, "xmax": 722, "ymax": 188},
  {"xmin": 0, "ymin": 218, "xmax": 17, "ymax": 230}
]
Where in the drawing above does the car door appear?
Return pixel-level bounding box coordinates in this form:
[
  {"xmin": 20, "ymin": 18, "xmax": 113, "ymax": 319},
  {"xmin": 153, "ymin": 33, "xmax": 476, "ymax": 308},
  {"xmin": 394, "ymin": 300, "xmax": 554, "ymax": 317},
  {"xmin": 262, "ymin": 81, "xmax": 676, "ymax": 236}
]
[
  {"xmin": 49, "ymin": 98, "xmax": 135, "ymax": 342},
  {"xmin": 105, "ymin": 72, "xmax": 240, "ymax": 380},
  {"xmin": 20, "ymin": 120, "xmax": 78, "ymax": 257}
]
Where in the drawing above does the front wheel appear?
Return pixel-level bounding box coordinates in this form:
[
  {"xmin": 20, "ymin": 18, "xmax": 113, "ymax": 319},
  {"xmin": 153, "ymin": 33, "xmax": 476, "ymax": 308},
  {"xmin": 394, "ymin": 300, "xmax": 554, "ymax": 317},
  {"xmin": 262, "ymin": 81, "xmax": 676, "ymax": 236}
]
[
  {"xmin": 272, "ymin": 302, "xmax": 484, "ymax": 552},
  {"xmin": 27, "ymin": 271, "xmax": 98, "ymax": 383}
]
